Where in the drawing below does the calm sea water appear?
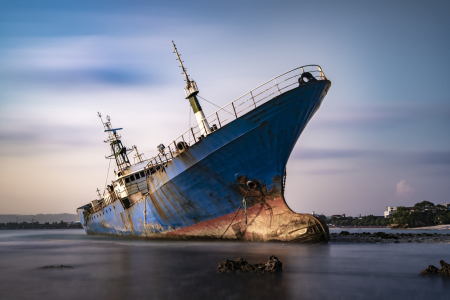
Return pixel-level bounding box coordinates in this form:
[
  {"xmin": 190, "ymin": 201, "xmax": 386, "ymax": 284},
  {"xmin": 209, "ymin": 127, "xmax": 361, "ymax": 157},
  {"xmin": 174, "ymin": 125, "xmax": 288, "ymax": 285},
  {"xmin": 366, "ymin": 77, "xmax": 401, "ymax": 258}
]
[{"xmin": 0, "ymin": 229, "xmax": 449, "ymax": 300}]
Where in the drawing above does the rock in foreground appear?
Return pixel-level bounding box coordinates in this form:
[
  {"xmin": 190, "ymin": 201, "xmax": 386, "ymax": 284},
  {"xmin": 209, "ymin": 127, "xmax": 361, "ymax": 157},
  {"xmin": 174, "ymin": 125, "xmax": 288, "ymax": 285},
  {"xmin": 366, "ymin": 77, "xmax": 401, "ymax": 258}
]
[
  {"xmin": 38, "ymin": 265, "xmax": 73, "ymax": 269},
  {"xmin": 217, "ymin": 255, "xmax": 282, "ymax": 273},
  {"xmin": 439, "ymin": 260, "xmax": 450, "ymax": 276},
  {"xmin": 420, "ymin": 260, "xmax": 450, "ymax": 276}
]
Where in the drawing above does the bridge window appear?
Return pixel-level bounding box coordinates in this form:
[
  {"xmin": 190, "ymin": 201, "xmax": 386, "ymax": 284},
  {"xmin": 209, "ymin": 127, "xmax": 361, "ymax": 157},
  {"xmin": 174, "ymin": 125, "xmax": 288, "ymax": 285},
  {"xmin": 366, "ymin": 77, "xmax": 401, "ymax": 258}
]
[
  {"xmin": 125, "ymin": 177, "xmax": 130, "ymax": 184},
  {"xmin": 130, "ymin": 175, "xmax": 135, "ymax": 181},
  {"xmin": 140, "ymin": 171, "xmax": 145, "ymax": 177},
  {"xmin": 135, "ymin": 173, "xmax": 140, "ymax": 180}
]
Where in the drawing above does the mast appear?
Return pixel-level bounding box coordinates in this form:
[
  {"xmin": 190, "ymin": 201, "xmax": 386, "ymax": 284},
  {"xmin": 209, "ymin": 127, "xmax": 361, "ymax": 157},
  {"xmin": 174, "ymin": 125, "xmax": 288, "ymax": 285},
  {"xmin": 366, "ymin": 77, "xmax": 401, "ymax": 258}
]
[
  {"xmin": 132, "ymin": 145, "xmax": 145, "ymax": 164},
  {"xmin": 172, "ymin": 41, "xmax": 211, "ymax": 136},
  {"xmin": 98, "ymin": 112, "xmax": 131, "ymax": 171}
]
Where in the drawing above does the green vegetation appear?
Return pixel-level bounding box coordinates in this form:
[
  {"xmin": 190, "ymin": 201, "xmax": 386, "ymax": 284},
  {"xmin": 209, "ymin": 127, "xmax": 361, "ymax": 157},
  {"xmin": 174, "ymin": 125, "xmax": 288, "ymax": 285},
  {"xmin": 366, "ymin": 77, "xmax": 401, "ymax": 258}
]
[
  {"xmin": 391, "ymin": 201, "xmax": 450, "ymax": 227},
  {"xmin": 0, "ymin": 221, "xmax": 82, "ymax": 230},
  {"xmin": 319, "ymin": 201, "xmax": 450, "ymax": 228},
  {"xmin": 325, "ymin": 215, "xmax": 390, "ymax": 227}
]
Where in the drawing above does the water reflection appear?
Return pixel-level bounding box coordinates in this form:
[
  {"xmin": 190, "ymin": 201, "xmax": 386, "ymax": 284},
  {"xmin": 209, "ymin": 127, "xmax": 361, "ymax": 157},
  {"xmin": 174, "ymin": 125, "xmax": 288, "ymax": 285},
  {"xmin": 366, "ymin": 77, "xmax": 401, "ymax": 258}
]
[{"xmin": 0, "ymin": 230, "xmax": 448, "ymax": 300}]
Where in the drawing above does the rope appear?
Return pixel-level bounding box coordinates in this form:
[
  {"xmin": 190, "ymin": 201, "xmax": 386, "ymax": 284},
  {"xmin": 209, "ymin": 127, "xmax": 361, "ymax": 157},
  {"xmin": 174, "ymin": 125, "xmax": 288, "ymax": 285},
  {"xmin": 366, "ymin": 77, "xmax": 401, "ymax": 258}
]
[
  {"xmin": 189, "ymin": 100, "xmax": 191, "ymax": 129},
  {"xmin": 219, "ymin": 192, "xmax": 249, "ymax": 239},
  {"xmin": 244, "ymin": 196, "xmax": 247, "ymax": 231},
  {"xmin": 189, "ymin": 101, "xmax": 192, "ymax": 144},
  {"xmin": 197, "ymin": 95, "xmax": 234, "ymax": 116},
  {"xmin": 103, "ymin": 159, "xmax": 112, "ymax": 195}
]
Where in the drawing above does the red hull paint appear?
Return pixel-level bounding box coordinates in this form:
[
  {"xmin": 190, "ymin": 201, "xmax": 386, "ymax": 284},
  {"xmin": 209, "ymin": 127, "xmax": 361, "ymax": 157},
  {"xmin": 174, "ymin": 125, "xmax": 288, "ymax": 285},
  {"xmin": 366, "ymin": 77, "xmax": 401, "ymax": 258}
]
[{"xmin": 167, "ymin": 196, "xmax": 329, "ymax": 243}]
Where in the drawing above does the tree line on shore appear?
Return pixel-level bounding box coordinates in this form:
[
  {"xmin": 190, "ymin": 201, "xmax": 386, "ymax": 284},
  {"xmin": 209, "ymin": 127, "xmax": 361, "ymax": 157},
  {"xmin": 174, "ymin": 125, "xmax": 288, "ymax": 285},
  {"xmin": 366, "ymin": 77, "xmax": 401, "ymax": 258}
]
[
  {"xmin": 391, "ymin": 201, "xmax": 450, "ymax": 227},
  {"xmin": 0, "ymin": 221, "xmax": 82, "ymax": 230},
  {"xmin": 319, "ymin": 215, "xmax": 390, "ymax": 227},
  {"xmin": 317, "ymin": 201, "xmax": 450, "ymax": 228}
]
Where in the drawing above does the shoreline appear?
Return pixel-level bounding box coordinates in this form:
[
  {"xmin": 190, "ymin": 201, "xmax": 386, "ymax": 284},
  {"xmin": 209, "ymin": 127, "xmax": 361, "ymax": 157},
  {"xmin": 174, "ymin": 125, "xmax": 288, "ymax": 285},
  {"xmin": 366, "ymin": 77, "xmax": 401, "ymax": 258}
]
[
  {"xmin": 329, "ymin": 225, "xmax": 450, "ymax": 230},
  {"xmin": 405, "ymin": 225, "xmax": 450, "ymax": 230},
  {"xmin": 330, "ymin": 231, "xmax": 450, "ymax": 244}
]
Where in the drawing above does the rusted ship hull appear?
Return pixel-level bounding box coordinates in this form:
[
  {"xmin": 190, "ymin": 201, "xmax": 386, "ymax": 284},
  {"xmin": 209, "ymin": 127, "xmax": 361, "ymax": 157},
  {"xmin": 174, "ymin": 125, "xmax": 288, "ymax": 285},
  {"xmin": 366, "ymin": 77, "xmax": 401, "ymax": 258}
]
[
  {"xmin": 167, "ymin": 196, "xmax": 329, "ymax": 242},
  {"xmin": 78, "ymin": 77, "xmax": 331, "ymax": 243}
]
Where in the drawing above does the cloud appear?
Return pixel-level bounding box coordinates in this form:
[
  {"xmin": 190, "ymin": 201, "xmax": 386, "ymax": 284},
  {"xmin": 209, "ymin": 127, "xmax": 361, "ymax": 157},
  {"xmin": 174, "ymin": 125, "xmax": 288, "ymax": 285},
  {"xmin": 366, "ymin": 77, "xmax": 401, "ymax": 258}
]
[
  {"xmin": 395, "ymin": 180, "xmax": 415, "ymax": 198},
  {"xmin": 409, "ymin": 151, "xmax": 450, "ymax": 165},
  {"xmin": 292, "ymin": 148, "xmax": 364, "ymax": 160},
  {"xmin": 292, "ymin": 148, "xmax": 450, "ymax": 167},
  {"xmin": 0, "ymin": 121, "xmax": 99, "ymax": 157},
  {"xmin": 0, "ymin": 36, "xmax": 163, "ymax": 89},
  {"xmin": 300, "ymin": 168, "xmax": 356, "ymax": 175},
  {"xmin": 312, "ymin": 102, "xmax": 450, "ymax": 130}
]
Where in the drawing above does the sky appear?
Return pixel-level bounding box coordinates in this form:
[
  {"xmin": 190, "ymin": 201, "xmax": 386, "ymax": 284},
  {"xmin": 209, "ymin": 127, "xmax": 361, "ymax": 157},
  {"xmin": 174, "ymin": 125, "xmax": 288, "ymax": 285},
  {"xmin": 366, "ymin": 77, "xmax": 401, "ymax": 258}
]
[{"xmin": 0, "ymin": 0, "xmax": 449, "ymax": 217}]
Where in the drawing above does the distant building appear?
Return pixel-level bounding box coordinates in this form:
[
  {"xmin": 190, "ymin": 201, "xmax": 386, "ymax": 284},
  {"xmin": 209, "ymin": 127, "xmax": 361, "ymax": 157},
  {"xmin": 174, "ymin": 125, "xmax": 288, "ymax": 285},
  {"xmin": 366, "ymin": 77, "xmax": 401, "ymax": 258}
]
[
  {"xmin": 331, "ymin": 214, "xmax": 345, "ymax": 218},
  {"xmin": 384, "ymin": 206, "xmax": 397, "ymax": 218},
  {"xmin": 443, "ymin": 203, "xmax": 450, "ymax": 210},
  {"xmin": 385, "ymin": 206, "xmax": 417, "ymax": 218}
]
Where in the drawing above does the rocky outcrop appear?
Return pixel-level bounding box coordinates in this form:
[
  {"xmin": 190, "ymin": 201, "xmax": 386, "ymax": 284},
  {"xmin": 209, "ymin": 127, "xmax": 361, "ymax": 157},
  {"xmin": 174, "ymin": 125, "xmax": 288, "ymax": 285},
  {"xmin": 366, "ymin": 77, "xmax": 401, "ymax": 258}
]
[
  {"xmin": 217, "ymin": 255, "xmax": 282, "ymax": 273},
  {"xmin": 439, "ymin": 260, "xmax": 450, "ymax": 276},
  {"xmin": 420, "ymin": 265, "xmax": 440, "ymax": 275},
  {"xmin": 420, "ymin": 260, "xmax": 450, "ymax": 276},
  {"xmin": 38, "ymin": 265, "xmax": 74, "ymax": 269}
]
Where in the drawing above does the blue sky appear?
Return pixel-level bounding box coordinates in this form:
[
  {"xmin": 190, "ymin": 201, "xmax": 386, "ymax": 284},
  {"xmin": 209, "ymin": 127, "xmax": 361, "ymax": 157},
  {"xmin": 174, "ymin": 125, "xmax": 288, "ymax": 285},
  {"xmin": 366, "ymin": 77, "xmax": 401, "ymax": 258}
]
[{"xmin": 1, "ymin": 0, "xmax": 449, "ymax": 216}]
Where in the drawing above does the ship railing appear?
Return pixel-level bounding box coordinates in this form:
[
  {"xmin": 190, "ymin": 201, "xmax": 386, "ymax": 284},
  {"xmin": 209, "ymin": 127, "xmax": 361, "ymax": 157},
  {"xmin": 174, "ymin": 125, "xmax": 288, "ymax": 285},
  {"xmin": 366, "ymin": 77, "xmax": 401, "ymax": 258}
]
[
  {"xmin": 88, "ymin": 201, "xmax": 105, "ymax": 214},
  {"xmin": 145, "ymin": 65, "xmax": 326, "ymax": 171}
]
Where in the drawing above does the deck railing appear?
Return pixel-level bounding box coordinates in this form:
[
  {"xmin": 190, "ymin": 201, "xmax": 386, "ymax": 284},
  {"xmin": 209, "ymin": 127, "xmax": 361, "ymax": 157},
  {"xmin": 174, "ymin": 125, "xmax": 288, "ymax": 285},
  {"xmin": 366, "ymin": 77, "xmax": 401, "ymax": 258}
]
[{"xmin": 145, "ymin": 65, "xmax": 326, "ymax": 171}]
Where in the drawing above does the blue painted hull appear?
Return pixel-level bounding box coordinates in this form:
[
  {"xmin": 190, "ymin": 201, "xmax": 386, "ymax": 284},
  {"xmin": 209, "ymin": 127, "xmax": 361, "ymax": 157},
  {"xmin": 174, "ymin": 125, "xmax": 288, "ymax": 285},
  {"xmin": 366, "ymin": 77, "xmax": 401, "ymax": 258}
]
[{"xmin": 78, "ymin": 79, "xmax": 331, "ymax": 242}]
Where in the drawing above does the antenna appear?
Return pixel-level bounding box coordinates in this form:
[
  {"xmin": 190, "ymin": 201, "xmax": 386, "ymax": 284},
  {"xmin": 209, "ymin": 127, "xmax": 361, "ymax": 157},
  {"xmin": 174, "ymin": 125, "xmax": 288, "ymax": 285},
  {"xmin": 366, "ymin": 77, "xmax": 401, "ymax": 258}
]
[
  {"xmin": 172, "ymin": 41, "xmax": 199, "ymax": 98},
  {"xmin": 172, "ymin": 41, "xmax": 191, "ymax": 84},
  {"xmin": 132, "ymin": 145, "xmax": 145, "ymax": 163},
  {"xmin": 97, "ymin": 113, "xmax": 131, "ymax": 171},
  {"xmin": 98, "ymin": 112, "xmax": 107, "ymax": 130},
  {"xmin": 171, "ymin": 41, "xmax": 211, "ymax": 136},
  {"xmin": 104, "ymin": 128, "xmax": 123, "ymax": 134}
]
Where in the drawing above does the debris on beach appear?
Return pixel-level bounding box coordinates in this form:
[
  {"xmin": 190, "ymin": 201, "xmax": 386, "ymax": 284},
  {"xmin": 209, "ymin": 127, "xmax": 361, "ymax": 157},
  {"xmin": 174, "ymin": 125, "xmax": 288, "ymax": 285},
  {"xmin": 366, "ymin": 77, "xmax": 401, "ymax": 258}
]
[
  {"xmin": 420, "ymin": 260, "xmax": 450, "ymax": 276},
  {"xmin": 38, "ymin": 265, "xmax": 74, "ymax": 269},
  {"xmin": 217, "ymin": 255, "xmax": 282, "ymax": 273}
]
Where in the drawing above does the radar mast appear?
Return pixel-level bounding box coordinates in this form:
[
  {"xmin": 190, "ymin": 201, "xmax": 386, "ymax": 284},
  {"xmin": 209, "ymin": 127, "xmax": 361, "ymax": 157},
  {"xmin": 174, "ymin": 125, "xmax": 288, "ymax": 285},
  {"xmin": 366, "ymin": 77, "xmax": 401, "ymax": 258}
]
[
  {"xmin": 172, "ymin": 41, "xmax": 211, "ymax": 136},
  {"xmin": 98, "ymin": 112, "xmax": 131, "ymax": 171}
]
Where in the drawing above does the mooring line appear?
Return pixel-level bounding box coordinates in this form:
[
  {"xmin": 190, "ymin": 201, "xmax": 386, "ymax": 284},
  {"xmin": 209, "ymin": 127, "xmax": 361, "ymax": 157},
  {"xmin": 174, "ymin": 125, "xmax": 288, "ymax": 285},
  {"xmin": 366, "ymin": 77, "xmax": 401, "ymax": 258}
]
[
  {"xmin": 219, "ymin": 191, "xmax": 249, "ymax": 240},
  {"xmin": 103, "ymin": 159, "xmax": 112, "ymax": 195}
]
